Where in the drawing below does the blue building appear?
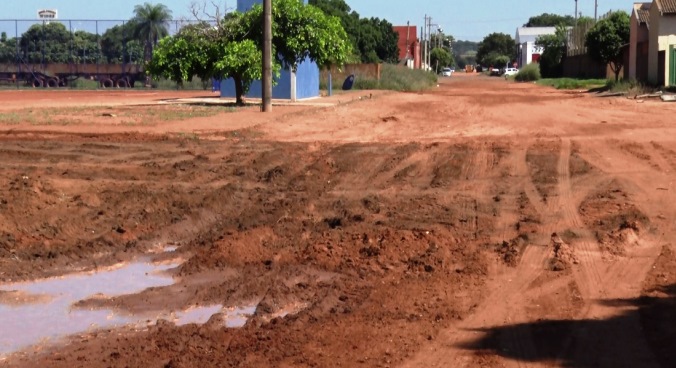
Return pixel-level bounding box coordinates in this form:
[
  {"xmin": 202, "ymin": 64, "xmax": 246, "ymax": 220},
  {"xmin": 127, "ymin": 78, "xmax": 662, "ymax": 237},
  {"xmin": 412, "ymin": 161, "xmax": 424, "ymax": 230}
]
[{"xmin": 220, "ymin": 0, "xmax": 320, "ymax": 101}]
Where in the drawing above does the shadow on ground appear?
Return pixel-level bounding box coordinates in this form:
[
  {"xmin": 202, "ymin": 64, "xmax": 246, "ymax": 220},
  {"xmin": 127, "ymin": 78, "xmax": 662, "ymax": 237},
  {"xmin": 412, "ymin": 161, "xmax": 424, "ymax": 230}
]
[{"xmin": 459, "ymin": 284, "xmax": 676, "ymax": 368}]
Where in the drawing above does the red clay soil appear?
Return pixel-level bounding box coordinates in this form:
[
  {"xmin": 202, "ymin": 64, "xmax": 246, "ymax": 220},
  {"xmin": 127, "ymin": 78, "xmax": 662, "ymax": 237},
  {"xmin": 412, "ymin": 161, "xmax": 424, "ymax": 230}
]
[{"xmin": 1, "ymin": 75, "xmax": 676, "ymax": 367}]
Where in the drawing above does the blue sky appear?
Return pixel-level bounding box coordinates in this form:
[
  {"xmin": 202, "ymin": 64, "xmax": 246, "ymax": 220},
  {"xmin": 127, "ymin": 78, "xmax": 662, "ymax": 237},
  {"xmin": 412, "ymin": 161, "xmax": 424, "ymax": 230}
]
[{"xmin": 3, "ymin": 0, "xmax": 636, "ymax": 41}]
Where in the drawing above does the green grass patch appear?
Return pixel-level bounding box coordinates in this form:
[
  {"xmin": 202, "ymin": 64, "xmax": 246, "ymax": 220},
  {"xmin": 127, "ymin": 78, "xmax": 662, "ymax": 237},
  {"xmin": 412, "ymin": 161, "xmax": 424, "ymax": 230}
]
[
  {"xmin": 351, "ymin": 64, "xmax": 438, "ymax": 92},
  {"xmin": 515, "ymin": 63, "xmax": 541, "ymax": 82},
  {"xmin": 537, "ymin": 78, "xmax": 607, "ymax": 90}
]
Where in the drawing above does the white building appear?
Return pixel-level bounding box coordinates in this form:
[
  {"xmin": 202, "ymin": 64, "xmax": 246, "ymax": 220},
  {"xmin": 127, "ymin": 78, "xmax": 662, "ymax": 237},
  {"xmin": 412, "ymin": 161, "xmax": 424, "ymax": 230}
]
[{"xmin": 515, "ymin": 27, "xmax": 558, "ymax": 67}]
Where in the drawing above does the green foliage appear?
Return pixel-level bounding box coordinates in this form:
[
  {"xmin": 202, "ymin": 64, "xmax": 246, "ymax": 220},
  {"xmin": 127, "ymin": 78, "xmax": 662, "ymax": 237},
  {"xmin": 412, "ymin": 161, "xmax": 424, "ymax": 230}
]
[
  {"xmin": 149, "ymin": 0, "xmax": 351, "ymax": 105},
  {"xmin": 536, "ymin": 25, "xmax": 568, "ymax": 78},
  {"xmin": 453, "ymin": 40, "xmax": 478, "ymax": 68},
  {"xmin": 476, "ymin": 32, "xmax": 515, "ymax": 67},
  {"xmin": 515, "ymin": 63, "xmax": 541, "ymax": 82},
  {"xmin": 352, "ymin": 64, "xmax": 437, "ymax": 92},
  {"xmin": 537, "ymin": 78, "xmax": 606, "ymax": 89},
  {"xmin": 481, "ymin": 52, "xmax": 509, "ymax": 68},
  {"xmin": 133, "ymin": 2, "xmax": 173, "ymax": 62},
  {"xmin": 430, "ymin": 47, "xmax": 454, "ymax": 70},
  {"xmin": 100, "ymin": 22, "xmax": 144, "ymax": 63},
  {"xmin": 309, "ymin": 0, "xmax": 399, "ymax": 63},
  {"xmin": 605, "ymin": 78, "xmax": 651, "ymax": 94},
  {"xmin": 585, "ymin": 11, "xmax": 630, "ymax": 81},
  {"xmin": 525, "ymin": 13, "xmax": 575, "ymax": 27}
]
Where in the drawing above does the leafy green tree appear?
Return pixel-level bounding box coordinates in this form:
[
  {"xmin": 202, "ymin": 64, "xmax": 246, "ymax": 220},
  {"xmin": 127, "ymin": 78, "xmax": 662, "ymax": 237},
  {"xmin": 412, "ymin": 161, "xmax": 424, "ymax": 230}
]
[
  {"xmin": 0, "ymin": 37, "xmax": 17, "ymax": 63},
  {"xmin": 101, "ymin": 22, "xmax": 144, "ymax": 63},
  {"xmin": 19, "ymin": 23, "xmax": 72, "ymax": 63},
  {"xmin": 536, "ymin": 25, "xmax": 568, "ymax": 78},
  {"xmin": 524, "ymin": 13, "xmax": 575, "ymax": 27},
  {"xmin": 430, "ymin": 47, "xmax": 454, "ymax": 71},
  {"xmin": 585, "ymin": 11, "xmax": 630, "ymax": 81},
  {"xmin": 476, "ymin": 32, "xmax": 515, "ymax": 67},
  {"xmin": 309, "ymin": 0, "xmax": 398, "ymax": 63},
  {"xmin": 132, "ymin": 2, "xmax": 173, "ymax": 62},
  {"xmin": 148, "ymin": 0, "xmax": 351, "ymax": 105},
  {"xmin": 1, "ymin": 32, "xmax": 7, "ymax": 43},
  {"xmin": 72, "ymin": 30, "xmax": 101, "ymax": 64}
]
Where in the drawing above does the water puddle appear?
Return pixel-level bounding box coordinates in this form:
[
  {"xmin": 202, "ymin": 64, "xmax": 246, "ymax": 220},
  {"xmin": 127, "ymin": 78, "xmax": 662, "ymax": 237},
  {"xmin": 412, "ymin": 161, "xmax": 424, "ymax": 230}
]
[{"xmin": 0, "ymin": 256, "xmax": 255, "ymax": 358}]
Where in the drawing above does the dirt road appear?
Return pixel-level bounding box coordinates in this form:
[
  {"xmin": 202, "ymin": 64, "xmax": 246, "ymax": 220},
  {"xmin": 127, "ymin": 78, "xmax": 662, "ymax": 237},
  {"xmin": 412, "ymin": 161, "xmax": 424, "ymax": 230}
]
[{"xmin": 1, "ymin": 75, "xmax": 675, "ymax": 367}]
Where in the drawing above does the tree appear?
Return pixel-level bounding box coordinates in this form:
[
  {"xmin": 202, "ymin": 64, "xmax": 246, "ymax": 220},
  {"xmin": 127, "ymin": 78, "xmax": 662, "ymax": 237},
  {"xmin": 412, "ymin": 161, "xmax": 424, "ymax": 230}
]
[
  {"xmin": 476, "ymin": 32, "xmax": 515, "ymax": 67},
  {"xmin": 430, "ymin": 47, "xmax": 454, "ymax": 72},
  {"xmin": 1, "ymin": 32, "xmax": 7, "ymax": 43},
  {"xmin": 19, "ymin": 23, "xmax": 72, "ymax": 63},
  {"xmin": 525, "ymin": 13, "xmax": 575, "ymax": 27},
  {"xmin": 132, "ymin": 2, "xmax": 173, "ymax": 62},
  {"xmin": 309, "ymin": 0, "xmax": 398, "ymax": 63},
  {"xmin": 148, "ymin": 0, "xmax": 351, "ymax": 105},
  {"xmin": 101, "ymin": 22, "xmax": 144, "ymax": 64},
  {"xmin": 536, "ymin": 25, "xmax": 568, "ymax": 78},
  {"xmin": 585, "ymin": 11, "xmax": 630, "ymax": 81}
]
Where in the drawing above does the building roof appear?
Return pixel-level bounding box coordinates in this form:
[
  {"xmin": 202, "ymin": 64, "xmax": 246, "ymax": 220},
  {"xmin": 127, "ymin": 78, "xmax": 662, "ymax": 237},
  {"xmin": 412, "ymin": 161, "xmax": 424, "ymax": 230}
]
[
  {"xmin": 515, "ymin": 27, "xmax": 564, "ymax": 44},
  {"xmin": 634, "ymin": 3, "xmax": 651, "ymax": 25},
  {"xmin": 655, "ymin": 0, "xmax": 676, "ymax": 14}
]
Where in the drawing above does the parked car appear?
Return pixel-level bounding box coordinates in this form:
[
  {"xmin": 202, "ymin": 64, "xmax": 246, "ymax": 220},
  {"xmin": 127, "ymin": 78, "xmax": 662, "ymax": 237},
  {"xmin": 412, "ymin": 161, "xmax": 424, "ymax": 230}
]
[
  {"xmin": 441, "ymin": 67, "xmax": 453, "ymax": 77},
  {"xmin": 503, "ymin": 68, "xmax": 519, "ymax": 78},
  {"xmin": 489, "ymin": 67, "xmax": 501, "ymax": 76}
]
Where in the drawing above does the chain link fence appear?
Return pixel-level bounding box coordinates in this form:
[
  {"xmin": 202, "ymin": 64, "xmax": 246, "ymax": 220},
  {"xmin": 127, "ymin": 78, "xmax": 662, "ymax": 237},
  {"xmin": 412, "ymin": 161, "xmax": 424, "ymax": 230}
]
[{"xmin": 0, "ymin": 19, "xmax": 213, "ymax": 89}]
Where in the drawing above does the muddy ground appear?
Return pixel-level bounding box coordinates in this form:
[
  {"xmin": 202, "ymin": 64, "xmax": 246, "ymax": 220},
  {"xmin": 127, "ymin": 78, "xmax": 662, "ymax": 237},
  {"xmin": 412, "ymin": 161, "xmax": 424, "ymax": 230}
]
[{"xmin": 1, "ymin": 75, "xmax": 676, "ymax": 367}]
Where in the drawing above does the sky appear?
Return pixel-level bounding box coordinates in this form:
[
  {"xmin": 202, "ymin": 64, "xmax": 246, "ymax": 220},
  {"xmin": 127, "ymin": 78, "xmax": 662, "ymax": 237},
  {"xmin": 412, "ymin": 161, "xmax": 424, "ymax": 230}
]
[{"xmin": 3, "ymin": 0, "xmax": 637, "ymax": 41}]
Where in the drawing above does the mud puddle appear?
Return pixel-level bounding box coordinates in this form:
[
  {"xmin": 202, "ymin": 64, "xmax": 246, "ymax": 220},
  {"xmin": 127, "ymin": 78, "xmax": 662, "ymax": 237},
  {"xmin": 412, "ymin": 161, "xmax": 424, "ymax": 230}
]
[{"xmin": 0, "ymin": 255, "xmax": 254, "ymax": 357}]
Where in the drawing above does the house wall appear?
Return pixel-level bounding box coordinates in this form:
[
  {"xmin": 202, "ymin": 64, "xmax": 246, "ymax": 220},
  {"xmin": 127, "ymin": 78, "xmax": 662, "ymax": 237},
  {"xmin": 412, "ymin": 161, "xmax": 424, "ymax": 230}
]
[
  {"xmin": 649, "ymin": 2, "xmax": 676, "ymax": 86},
  {"xmin": 630, "ymin": 11, "xmax": 639, "ymax": 79},
  {"xmin": 518, "ymin": 42, "xmax": 543, "ymax": 67},
  {"xmin": 657, "ymin": 16, "xmax": 676, "ymax": 85},
  {"xmin": 648, "ymin": 2, "xmax": 661, "ymax": 84},
  {"xmin": 562, "ymin": 54, "xmax": 606, "ymax": 79}
]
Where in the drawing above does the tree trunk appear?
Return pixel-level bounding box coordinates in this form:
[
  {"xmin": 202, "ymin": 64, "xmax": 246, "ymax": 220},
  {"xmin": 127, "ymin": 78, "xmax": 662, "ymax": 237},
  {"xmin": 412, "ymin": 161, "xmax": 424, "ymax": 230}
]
[{"xmin": 233, "ymin": 75, "xmax": 245, "ymax": 106}]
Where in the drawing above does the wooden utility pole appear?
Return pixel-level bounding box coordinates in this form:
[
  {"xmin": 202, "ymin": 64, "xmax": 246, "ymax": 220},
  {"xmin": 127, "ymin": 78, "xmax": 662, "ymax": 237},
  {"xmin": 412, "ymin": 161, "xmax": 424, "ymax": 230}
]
[{"xmin": 262, "ymin": 0, "xmax": 272, "ymax": 112}]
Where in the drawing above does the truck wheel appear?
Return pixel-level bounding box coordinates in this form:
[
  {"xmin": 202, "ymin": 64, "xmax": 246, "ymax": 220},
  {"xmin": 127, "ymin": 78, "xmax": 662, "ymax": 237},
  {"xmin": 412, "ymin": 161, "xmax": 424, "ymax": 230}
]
[
  {"xmin": 47, "ymin": 78, "xmax": 59, "ymax": 88},
  {"xmin": 116, "ymin": 79, "xmax": 129, "ymax": 88},
  {"xmin": 32, "ymin": 78, "xmax": 44, "ymax": 88},
  {"xmin": 101, "ymin": 79, "xmax": 114, "ymax": 88}
]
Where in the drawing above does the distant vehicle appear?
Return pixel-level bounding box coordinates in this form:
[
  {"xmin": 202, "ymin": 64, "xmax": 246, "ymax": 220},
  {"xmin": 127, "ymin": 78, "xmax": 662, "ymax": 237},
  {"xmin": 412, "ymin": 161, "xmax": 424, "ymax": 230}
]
[
  {"xmin": 441, "ymin": 67, "xmax": 453, "ymax": 77},
  {"xmin": 503, "ymin": 68, "xmax": 519, "ymax": 78},
  {"xmin": 489, "ymin": 67, "xmax": 501, "ymax": 76}
]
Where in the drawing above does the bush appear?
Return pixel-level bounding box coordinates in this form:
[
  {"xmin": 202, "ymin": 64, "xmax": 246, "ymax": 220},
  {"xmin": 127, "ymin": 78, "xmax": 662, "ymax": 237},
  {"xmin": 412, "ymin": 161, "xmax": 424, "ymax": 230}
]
[
  {"xmin": 515, "ymin": 63, "xmax": 541, "ymax": 82},
  {"xmin": 351, "ymin": 64, "xmax": 437, "ymax": 92}
]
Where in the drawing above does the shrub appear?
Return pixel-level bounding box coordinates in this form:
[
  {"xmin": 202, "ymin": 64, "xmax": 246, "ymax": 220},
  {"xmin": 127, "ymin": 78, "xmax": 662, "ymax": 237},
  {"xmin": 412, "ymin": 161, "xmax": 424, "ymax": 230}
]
[
  {"xmin": 515, "ymin": 63, "xmax": 541, "ymax": 82},
  {"xmin": 351, "ymin": 64, "xmax": 437, "ymax": 92}
]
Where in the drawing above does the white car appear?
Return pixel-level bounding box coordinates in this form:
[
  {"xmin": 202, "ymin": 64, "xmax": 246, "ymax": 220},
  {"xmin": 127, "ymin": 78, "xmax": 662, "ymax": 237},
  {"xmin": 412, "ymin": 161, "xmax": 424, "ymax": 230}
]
[
  {"xmin": 503, "ymin": 68, "xmax": 519, "ymax": 78},
  {"xmin": 441, "ymin": 67, "xmax": 453, "ymax": 77}
]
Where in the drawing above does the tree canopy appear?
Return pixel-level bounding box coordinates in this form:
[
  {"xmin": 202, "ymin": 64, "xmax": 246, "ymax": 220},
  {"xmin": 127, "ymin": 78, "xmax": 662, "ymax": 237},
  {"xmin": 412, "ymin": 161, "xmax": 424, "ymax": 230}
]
[
  {"xmin": 476, "ymin": 32, "xmax": 515, "ymax": 67},
  {"xmin": 132, "ymin": 2, "xmax": 173, "ymax": 62},
  {"xmin": 148, "ymin": 0, "xmax": 351, "ymax": 105},
  {"xmin": 430, "ymin": 47, "xmax": 454, "ymax": 71},
  {"xmin": 525, "ymin": 13, "xmax": 575, "ymax": 27},
  {"xmin": 536, "ymin": 25, "xmax": 568, "ymax": 78},
  {"xmin": 309, "ymin": 0, "xmax": 399, "ymax": 63},
  {"xmin": 585, "ymin": 11, "xmax": 630, "ymax": 81}
]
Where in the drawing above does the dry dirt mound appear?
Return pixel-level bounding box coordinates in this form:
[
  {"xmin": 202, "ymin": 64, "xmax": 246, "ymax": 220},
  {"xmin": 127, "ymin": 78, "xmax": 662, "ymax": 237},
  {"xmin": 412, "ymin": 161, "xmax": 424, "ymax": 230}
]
[
  {"xmin": 579, "ymin": 180, "xmax": 650, "ymax": 256},
  {"xmin": 549, "ymin": 232, "xmax": 579, "ymax": 271}
]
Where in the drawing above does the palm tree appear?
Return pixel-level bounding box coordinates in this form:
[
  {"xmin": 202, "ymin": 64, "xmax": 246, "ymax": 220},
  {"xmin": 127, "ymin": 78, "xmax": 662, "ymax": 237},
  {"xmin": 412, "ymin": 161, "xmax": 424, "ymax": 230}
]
[{"xmin": 132, "ymin": 2, "xmax": 173, "ymax": 62}]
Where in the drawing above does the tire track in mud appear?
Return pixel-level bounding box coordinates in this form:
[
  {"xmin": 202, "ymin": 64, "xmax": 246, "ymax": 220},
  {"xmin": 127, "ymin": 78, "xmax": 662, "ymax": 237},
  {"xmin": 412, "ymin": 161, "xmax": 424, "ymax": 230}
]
[
  {"xmin": 400, "ymin": 144, "xmax": 547, "ymax": 368},
  {"xmin": 558, "ymin": 140, "xmax": 664, "ymax": 367},
  {"xmin": 556, "ymin": 139, "xmax": 605, "ymax": 299}
]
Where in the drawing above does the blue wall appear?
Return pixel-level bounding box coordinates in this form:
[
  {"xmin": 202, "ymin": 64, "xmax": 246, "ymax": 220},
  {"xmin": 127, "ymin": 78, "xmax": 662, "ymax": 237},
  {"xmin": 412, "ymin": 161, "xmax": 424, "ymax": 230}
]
[{"xmin": 221, "ymin": 0, "xmax": 319, "ymax": 100}]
